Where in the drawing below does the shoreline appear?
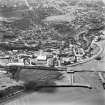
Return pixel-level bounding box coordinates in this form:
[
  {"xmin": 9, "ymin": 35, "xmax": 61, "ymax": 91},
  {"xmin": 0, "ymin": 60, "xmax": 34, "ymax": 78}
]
[{"xmin": 0, "ymin": 90, "xmax": 25, "ymax": 104}]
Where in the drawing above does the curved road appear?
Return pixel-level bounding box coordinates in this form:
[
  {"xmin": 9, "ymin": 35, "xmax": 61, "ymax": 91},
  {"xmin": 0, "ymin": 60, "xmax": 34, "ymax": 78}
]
[
  {"xmin": 68, "ymin": 40, "xmax": 105, "ymax": 72},
  {"xmin": 66, "ymin": 43, "xmax": 103, "ymax": 68}
]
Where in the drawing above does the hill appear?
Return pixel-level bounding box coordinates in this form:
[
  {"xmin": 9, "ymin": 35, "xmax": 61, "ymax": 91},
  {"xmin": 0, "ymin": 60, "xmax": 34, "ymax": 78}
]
[{"xmin": 0, "ymin": 0, "xmax": 105, "ymax": 50}]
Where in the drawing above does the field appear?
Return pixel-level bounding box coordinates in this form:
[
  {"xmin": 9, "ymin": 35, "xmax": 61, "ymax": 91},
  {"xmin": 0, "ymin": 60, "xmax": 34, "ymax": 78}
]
[{"xmin": 18, "ymin": 68, "xmax": 63, "ymax": 84}]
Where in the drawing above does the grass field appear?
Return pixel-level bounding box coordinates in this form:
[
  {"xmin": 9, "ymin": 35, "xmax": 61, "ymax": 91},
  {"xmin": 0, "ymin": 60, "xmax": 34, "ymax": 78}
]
[{"xmin": 18, "ymin": 68, "xmax": 63, "ymax": 86}]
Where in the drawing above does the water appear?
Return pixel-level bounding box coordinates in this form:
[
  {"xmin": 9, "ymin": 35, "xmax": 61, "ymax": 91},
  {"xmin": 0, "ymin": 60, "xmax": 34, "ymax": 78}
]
[{"xmin": 3, "ymin": 87, "xmax": 105, "ymax": 105}]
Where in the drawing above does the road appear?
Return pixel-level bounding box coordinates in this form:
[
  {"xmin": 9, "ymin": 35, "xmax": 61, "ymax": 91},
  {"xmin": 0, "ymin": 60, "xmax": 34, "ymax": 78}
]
[{"xmin": 69, "ymin": 40, "xmax": 105, "ymax": 72}]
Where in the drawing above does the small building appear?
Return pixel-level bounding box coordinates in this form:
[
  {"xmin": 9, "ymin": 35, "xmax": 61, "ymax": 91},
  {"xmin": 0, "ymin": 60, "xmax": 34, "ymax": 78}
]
[
  {"xmin": 0, "ymin": 70, "xmax": 7, "ymax": 74},
  {"xmin": 35, "ymin": 52, "xmax": 48, "ymax": 65},
  {"xmin": 73, "ymin": 46, "xmax": 85, "ymax": 57},
  {"xmin": 0, "ymin": 57, "xmax": 10, "ymax": 66},
  {"xmin": 69, "ymin": 56, "xmax": 76, "ymax": 63},
  {"xmin": 7, "ymin": 62, "xmax": 24, "ymax": 66},
  {"xmin": 47, "ymin": 58, "xmax": 54, "ymax": 67},
  {"xmin": 36, "ymin": 55, "xmax": 47, "ymax": 61}
]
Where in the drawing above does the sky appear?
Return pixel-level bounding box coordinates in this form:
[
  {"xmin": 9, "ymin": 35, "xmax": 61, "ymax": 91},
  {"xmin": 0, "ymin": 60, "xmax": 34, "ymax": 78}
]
[{"xmin": 102, "ymin": 0, "xmax": 105, "ymax": 4}]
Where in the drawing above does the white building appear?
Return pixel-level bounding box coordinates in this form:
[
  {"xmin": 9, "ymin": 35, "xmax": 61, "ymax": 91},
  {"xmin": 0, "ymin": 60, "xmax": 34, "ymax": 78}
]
[{"xmin": 36, "ymin": 55, "xmax": 47, "ymax": 61}]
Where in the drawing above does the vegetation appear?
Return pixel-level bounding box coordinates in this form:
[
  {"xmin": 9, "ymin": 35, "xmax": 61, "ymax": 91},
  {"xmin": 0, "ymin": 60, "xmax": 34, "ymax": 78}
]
[
  {"xmin": 95, "ymin": 56, "xmax": 102, "ymax": 61},
  {"xmin": 24, "ymin": 81, "xmax": 56, "ymax": 91},
  {"xmin": 19, "ymin": 69, "xmax": 63, "ymax": 81},
  {"xmin": 0, "ymin": 0, "xmax": 104, "ymax": 51},
  {"xmin": 18, "ymin": 68, "xmax": 63, "ymax": 91}
]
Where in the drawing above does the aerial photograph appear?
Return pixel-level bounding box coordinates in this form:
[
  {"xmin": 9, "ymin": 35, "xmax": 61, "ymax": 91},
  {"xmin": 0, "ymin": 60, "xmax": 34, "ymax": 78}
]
[{"xmin": 0, "ymin": 0, "xmax": 105, "ymax": 105}]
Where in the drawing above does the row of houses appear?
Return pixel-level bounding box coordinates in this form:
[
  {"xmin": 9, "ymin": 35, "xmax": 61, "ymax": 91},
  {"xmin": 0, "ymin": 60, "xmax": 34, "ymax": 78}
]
[{"xmin": 0, "ymin": 39, "xmax": 88, "ymax": 67}]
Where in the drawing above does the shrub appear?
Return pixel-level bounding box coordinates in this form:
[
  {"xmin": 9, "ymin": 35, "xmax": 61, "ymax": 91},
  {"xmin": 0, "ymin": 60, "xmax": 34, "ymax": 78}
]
[
  {"xmin": 0, "ymin": 90, "xmax": 6, "ymax": 98},
  {"xmin": 24, "ymin": 81, "xmax": 40, "ymax": 91},
  {"xmin": 24, "ymin": 80, "xmax": 56, "ymax": 92}
]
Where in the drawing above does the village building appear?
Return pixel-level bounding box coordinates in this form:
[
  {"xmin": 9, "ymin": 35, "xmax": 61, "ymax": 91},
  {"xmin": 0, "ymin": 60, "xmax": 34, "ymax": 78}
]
[{"xmin": 73, "ymin": 45, "xmax": 85, "ymax": 62}]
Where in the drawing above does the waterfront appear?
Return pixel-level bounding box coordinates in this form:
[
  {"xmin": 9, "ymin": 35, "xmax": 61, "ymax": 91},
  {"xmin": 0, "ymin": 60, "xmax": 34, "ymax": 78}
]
[{"xmin": 0, "ymin": 0, "xmax": 105, "ymax": 105}]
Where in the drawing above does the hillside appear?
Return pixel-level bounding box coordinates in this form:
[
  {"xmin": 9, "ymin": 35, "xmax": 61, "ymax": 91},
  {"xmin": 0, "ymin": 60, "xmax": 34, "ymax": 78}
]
[{"xmin": 0, "ymin": 0, "xmax": 105, "ymax": 50}]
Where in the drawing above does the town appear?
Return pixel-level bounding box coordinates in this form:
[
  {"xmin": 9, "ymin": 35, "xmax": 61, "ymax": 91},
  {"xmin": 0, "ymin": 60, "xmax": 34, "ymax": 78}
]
[{"xmin": 0, "ymin": 35, "xmax": 100, "ymax": 68}]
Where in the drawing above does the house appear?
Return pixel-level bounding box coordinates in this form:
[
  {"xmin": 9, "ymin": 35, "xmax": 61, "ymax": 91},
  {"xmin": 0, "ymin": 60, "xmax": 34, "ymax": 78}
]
[
  {"xmin": 36, "ymin": 54, "xmax": 47, "ymax": 65},
  {"xmin": 73, "ymin": 46, "xmax": 85, "ymax": 62},
  {"xmin": 35, "ymin": 50, "xmax": 48, "ymax": 65},
  {"xmin": 36, "ymin": 55, "xmax": 47, "ymax": 61},
  {"xmin": 73, "ymin": 46, "xmax": 85, "ymax": 57}
]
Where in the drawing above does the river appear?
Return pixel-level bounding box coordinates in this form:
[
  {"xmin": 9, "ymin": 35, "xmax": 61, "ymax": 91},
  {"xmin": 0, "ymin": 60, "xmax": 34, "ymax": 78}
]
[{"xmin": 2, "ymin": 87, "xmax": 105, "ymax": 105}]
